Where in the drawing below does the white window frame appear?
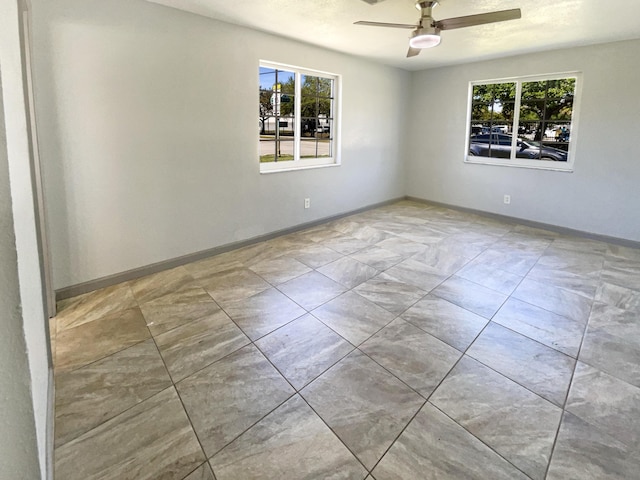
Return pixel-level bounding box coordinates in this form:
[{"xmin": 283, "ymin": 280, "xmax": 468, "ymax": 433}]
[
  {"xmin": 465, "ymin": 72, "xmax": 583, "ymax": 172},
  {"xmin": 259, "ymin": 60, "xmax": 341, "ymax": 174}
]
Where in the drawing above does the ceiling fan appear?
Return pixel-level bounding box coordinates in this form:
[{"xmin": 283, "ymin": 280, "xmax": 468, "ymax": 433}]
[{"xmin": 355, "ymin": 1, "xmax": 521, "ymax": 58}]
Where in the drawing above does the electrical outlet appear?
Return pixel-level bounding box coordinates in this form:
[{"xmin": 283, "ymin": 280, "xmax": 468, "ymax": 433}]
[
  {"xmin": 504, "ymin": 195, "xmax": 511, "ymax": 205},
  {"xmin": 304, "ymin": 198, "xmax": 310, "ymax": 209}
]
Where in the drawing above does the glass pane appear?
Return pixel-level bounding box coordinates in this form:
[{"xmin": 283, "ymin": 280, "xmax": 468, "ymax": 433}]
[
  {"xmin": 472, "ymin": 104, "xmax": 492, "ymax": 122},
  {"xmin": 545, "ymin": 122, "xmax": 571, "ymax": 150},
  {"xmin": 259, "ymin": 139, "xmax": 295, "ymax": 163},
  {"xmin": 520, "ymin": 101, "xmax": 545, "ymax": 121},
  {"xmin": 522, "ymin": 81, "xmax": 547, "ymax": 100},
  {"xmin": 517, "ymin": 122, "xmax": 538, "ymax": 141},
  {"xmin": 301, "ymin": 137, "xmax": 332, "ymax": 159},
  {"xmin": 545, "ymin": 98, "xmax": 573, "ymax": 121},
  {"xmin": 472, "ymin": 84, "xmax": 492, "ymax": 103},
  {"xmin": 469, "ymin": 132, "xmax": 513, "ymax": 159},
  {"xmin": 546, "ymin": 78, "xmax": 576, "ymax": 99},
  {"xmin": 259, "ymin": 67, "xmax": 296, "ymax": 163},
  {"xmin": 492, "ymin": 82, "xmax": 516, "ymax": 102},
  {"xmin": 492, "ymin": 101, "xmax": 514, "ymax": 125}
]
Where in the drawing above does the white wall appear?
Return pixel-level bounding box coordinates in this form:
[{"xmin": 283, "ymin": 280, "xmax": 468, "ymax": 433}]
[
  {"xmin": 30, "ymin": 0, "xmax": 409, "ymax": 289},
  {"xmin": 0, "ymin": 0, "xmax": 50, "ymax": 477},
  {"xmin": 0, "ymin": 67, "xmax": 41, "ymax": 480},
  {"xmin": 406, "ymin": 39, "xmax": 640, "ymax": 242}
]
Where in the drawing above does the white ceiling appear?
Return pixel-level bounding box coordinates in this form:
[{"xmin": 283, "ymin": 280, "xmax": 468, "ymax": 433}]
[{"xmin": 148, "ymin": 0, "xmax": 640, "ymax": 71}]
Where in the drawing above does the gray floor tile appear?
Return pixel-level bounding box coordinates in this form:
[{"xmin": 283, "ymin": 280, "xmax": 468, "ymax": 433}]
[
  {"xmin": 312, "ymin": 291, "xmax": 396, "ymax": 345},
  {"xmin": 301, "ymin": 351, "xmax": 424, "ymax": 469},
  {"xmin": 602, "ymin": 257, "xmax": 640, "ymax": 291},
  {"xmin": 372, "ymin": 403, "xmax": 529, "ymax": 480},
  {"xmin": 349, "ymin": 225, "xmax": 393, "ymax": 245},
  {"xmin": 360, "ymin": 319, "xmax": 461, "ymax": 397},
  {"xmin": 292, "ymin": 243, "xmax": 343, "ymax": 269},
  {"xmin": 566, "ymin": 362, "xmax": 640, "ymax": 449},
  {"xmin": 201, "ymin": 267, "xmax": 271, "ymax": 305},
  {"xmin": 55, "ymin": 388, "xmax": 205, "ymax": 480},
  {"xmin": 320, "ymin": 233, "xmax": 370, "ymax": 255},
  {"xmin": 183, "ymin": 253, "xmax": 243, "ymax": 281},
  {"xmin": 210, "ymin": 395, "xmax": 367, "ymax": 480},
  {"xmin": 432, "ymin": 276, "xmax": 508, "ymax": 319},
  {"xmin": 56, "ymin": 307, "xmax": 150, "ymax": 372},
  {"xmin": 382, "ymin": 258, "xmax": 449, "ymax": 292},
  {"xmin": 537, "ymin": 248, "xmax": 605, "ymax": 275},
  {"xmin": 436, "ymin": 232, "xmax": 500, "ymax": 258},
  {"xmin": 492, "ymin": 298, "xmax": 585, "ymax": 357},
  {"xmin": 221, "ymin": 288, "xmax": 306, "ymax": 341},
  {"xmin": 548, "ymin": 236, "xmax": 608, "ymax": 255},
  {"xmin": 256, "ymin": 314, "xmax": 354, "ymax": 390},
  {"xmin": 410, "ymin": 244, "xmax": 471, "ymax": 274},
  {"xmin": 547, "ymin": 411, "xmax": 640, "ymax": 480},
  {"xmin": 317, "ymin": 256, "xmax": 379, "ymax": 289},
  {"xmin": 527, "ymin": 263, "xmax": 599, "ymax": 299},
  {"xmin": 430, "ymin": 356, "xmax": 562, "ymax": 480},
  {"xmin": 350, "ymin": 245, "xmax": 405, "ymax": 271},
  {"xmin": 54, "ymin": 340, "xmax": 171, "ymax": 447},
  {"xmin": 353, "ymin": 274, "xmax": 426, "ymax": 315},
  {"xmin": 456, "ymin": 262, "xmax": 523, "ymax": 295},
  {"xmin": 224, "ymin": 242, "xmax": 283, "ymax": 268},
  {"xmin": 606, "ymin": 244, "xmax": 640, "ymax": 262},
  {"xmin": 56, "ymin": 283, "xmax": 137, "ymax": 331},
  {"xmin": 277, "ymin": 270, "xmax": 346, "ymax": 311},
  {"xmin": 154, "ymin": 309, "xmax": 250, "ymax": 382},
  {"xmin": 375, "ymin": 236, "xmax": 426, "ymax": 257},
  {"xmin": 401, "ymin": 294, "xmax": 488, "ymax": 351},
  {"xmin": 596, "ymin": 281, "xmax": 640, "ymax": 311},
  {"xmin": 513, "ymin": 277, "xmax": 593, "ymax": 323},
  {"xmin": 580, "ymin": 302, "xmax": 640, "ymax": 388},
  {"xmin": 396, "ymin": 225, "xmax": 449, "ymax": 245},
  {"xmin": 184, "ymin": 463, "xmax": 215, "ymax": 480},
  {"xmin": 467, "ymin": 322, "xmax": 576, "ymax": 406},
  {"xmin": 53, "ymin": 202, "xmax": 640, "ymax": 479},
  {"xmin": 140, "ymin": 299, "xmax": 222, "ymax": 336},
  {"xmin": 248, "ymin": 256, "xmax": 312, "ymax": 285},
  {"xmin": 129, "ymin": 266, "xmax": 197, "ymax": 304},
  {"xmin": 176, "ymin": 345, "xmax": 295, "ymax": 458},
  {"xmin": 471, "ymin": 247, "xmax": 541, "ymax": 276},
  {"xmin": 139, "ymin": 286, "xmax": 213, "ymax": 307}
]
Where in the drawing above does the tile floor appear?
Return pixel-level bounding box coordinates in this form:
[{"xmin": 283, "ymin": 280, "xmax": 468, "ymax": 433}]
[{"xmin": 51, "ymin": 200, "xmax": 640, "ymax": 479}]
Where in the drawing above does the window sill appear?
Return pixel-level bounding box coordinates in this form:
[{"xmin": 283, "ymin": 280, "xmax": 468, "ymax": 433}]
[
  {"xmin": 260, "ymin": 159, "xmax": 340, "ymax": 174},
  {"xmin": 465, "ymin": 156, "xmax": 574, "ymax": 172}
]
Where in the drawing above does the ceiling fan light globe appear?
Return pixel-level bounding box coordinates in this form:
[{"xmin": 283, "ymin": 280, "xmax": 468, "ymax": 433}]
[{"xmin": 409, "ymin": 32, "xmax": 441, "ymax": 49}]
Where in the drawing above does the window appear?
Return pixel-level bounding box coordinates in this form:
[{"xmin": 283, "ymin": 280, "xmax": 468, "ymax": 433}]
[
  {"xmin": 259, "ymin": 61, "xmax": 340, "ymax": 173},
  {"xmin": 466, "ymin": 73, "xmax": 581, "ymax": 171}
]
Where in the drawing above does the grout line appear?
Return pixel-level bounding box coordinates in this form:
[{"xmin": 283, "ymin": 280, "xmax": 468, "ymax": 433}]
[{"xmin": 542, "ymin": 272, "xmax": 599, "ymax": 480}]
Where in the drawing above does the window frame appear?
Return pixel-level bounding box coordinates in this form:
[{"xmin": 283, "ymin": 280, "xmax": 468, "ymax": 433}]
[
  {"xmin": 259, "ymin": 60, "xmax": 341, "ymax": 174},
  {"xmin": 465, "ymin": 72, "xmax": 583, "ymax": 172}
]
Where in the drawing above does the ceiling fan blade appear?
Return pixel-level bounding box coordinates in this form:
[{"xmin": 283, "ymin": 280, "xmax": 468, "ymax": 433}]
[
  {"xmin": 354, "ymin": 20, "xmax": 417, "ymax": 29},
  {"xmin": 407, "ymin": 47, "xmax": 421, "ymax": 58},
  {"xmin": 435, "ymin": 8, "xmax": 521, "ymax": 31},
  {"xmin": 359, "ymin": 0, "xmax": 387, "ymax": 4}
]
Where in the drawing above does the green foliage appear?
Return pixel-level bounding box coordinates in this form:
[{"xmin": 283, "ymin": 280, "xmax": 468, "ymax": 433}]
[
  {"xmin": 473, "ymin": 78, "xmax": 575, "ymax": 126},
  {"xmin": 301, "ymin": 75, "xmax": 332, "ymax": 119}
]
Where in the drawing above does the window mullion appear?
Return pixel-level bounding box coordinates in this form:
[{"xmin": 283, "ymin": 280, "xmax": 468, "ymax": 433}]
[{"xmin": 511, "ymin": 81, "xmax": 523, "ymax": 160}]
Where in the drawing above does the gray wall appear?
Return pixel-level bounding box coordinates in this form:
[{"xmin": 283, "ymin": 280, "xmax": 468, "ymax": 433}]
[
  {"xmin": 406, "ymin": 39, "xmax": 640, "ymax": 242},
  {"xmin": 30, "ymin": 0, "xmax": 409, "ymax": 289},
  {"xmin": 0, "ymin": 68, "xmax": 41, "ymax": 480}
]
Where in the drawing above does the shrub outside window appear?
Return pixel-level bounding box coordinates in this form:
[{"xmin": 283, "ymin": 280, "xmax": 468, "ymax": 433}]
[
  {"xmin": 466, "ymin": 73, "xmax": 581, "ymax": 171},
  {"xmin": 259, "ymin": 61, "xmax": 340, "ymax": 173}
]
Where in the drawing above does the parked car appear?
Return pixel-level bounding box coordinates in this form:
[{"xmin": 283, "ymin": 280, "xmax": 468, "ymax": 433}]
[
  {"xmin": 469, "ymin": 134, "xmax": 567, "ymax": 161},
  {"xmin": 315, "ymin": 125, "xmax": 330, "ymax": 134}
]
